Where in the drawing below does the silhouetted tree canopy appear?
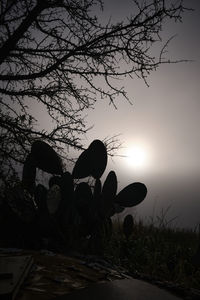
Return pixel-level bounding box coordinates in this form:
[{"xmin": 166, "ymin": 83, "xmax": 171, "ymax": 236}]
[{"xmin": 0, "ymin": 0, "xmax": 188, "ymax": 183}]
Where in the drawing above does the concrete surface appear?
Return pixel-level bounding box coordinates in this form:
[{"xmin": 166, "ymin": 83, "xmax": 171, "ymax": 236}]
[{"xmin": 55, "ymin": 279, "xmax": 182, "ymax": 300}]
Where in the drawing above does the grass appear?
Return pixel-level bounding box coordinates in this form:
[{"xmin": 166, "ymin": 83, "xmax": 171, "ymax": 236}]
[{"xmin": 103, "ymin": 216, "xmax": 200, "ymax": 291}]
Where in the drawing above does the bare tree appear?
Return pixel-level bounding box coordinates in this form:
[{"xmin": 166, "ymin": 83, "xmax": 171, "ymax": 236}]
[{"xmin": 0, "ymin": 0, "xmax": 189, "ymax": 183}]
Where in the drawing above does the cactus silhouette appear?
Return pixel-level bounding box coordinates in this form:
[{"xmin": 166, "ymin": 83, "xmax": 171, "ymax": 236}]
[
  {"xmin": 56, "ymin": 172, "xmax": 75, "ymax": 233},
  {"xmin": 89, "ymin": 140, "xmax": 107, "ymax": 179},
  {"xmin": 113, "ymin": 203, "xmax": 125, "ymax": 215},
  {"xmin": 60, "ymin": 172, "xmax": 74, "ymax": 203},
  {"xmin": 75, "ymin": 182, "xmax": 93, "ymax": 217},
  {"xmin": 123, "ymin": 214, "xmax": 134, "ymax": 239},
  {"xmin": 72, "ymin": 139, "xmax": 107, "ymax": 179},
  {"xmin": 93, "ymin": 178, "xmax": 102, "ymax": 203},
  {"xmin": 31, "ymin": 140, "xmax": 63, "ymax": 175},
  {"xmin": 115, "ymin": 182, "xmax": 147, "ymax": 207},
  {"xmin": 101, "ymin": 171, "xmax": 117, "ymax": 218},
  {"xmin": 72, "ymin": 149, "xmax": 91, "ymax": 179},
  {"xmin": 2, "ymin": 138, "xmax": 147, "ymax": 252}
]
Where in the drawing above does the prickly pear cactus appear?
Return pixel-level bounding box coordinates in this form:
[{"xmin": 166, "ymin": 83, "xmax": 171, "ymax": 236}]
[
  {"xmin": 93, "ymin": 178, "xmax": 102, "ymax": 204},
  {"xmin": 72, "ymin": 139, "xmax": 107, "ymax": 179},
  {"xmin": 89, "ymin": 140, "xmax": 107, "ymax": 179},
  {"xmin": 123, "ymin": 214, "xmax": 134, "ymax": 239},
  {"xmin": 115, "ymin": 182, "xmax": 147, "ymax": 207},
  {"xmin": 101, "ymin": 171, "xmax": 117, "ymax": 218},
  {"xmin": 3, "ymin": 138, "xmax": 148, "ymax": 252},
  {"xmin": 31, "ymin": 140, "xmax": 63, "ymax": 175},
  {"xmin": 72, "ymin": 149, "xmax": 91, "ymax": 179},
  {"xmin": 75, "ymin": 182, "xmax": 93, "ymax": 217}
]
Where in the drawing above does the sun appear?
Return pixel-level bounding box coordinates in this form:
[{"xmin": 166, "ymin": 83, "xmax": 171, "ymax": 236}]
[{"xmin": 125, "ymin": 145, "xmax": 148, "ymax": 168}]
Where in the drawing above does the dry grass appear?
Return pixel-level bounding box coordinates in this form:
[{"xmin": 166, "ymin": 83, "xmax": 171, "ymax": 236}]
[{"xmin": 104, "ymin": 217, "xmax": 200, "ymax": 290}]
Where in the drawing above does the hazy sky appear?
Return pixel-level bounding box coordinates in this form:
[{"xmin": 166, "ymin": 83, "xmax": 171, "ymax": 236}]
[
  {"xmin": 82, "ymin": 0, "xmax": 200, "ymax": 229},
  {"xmin": 30, "ymin": 1, "xmax": 200, "ymax": 229}
]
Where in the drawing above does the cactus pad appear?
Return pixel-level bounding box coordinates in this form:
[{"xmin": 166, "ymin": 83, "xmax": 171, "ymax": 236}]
[
  {"xmin": 115, "ymin": 182, "xmax": 147, "ymax": 207},
  {"xmin": 93, "ymin": 179, "xmax": 102, "ymax": 201},
  {"xmin": 102, "ymin": 171, "xmax": 117, "ymax": 217},
  {"xmin": 102, "ymin": 171, "xmax": 117, "ymax": 200},
  {"xmin": 113, "ymin": 203, "xmax": 125, "ymax": 214},
  {"xmin": 60, "ymin": 172, "xmax": 74, "ymax": 197},
  {"xmin": 75, "ymin": 182, "xmax": 93, "ymax": 214},
  {"xmin": 123, "ymin": 214, "xmax": 134, "ymax": 239},
  {"xmin": 72, "ymin": 140, "xmax": 107, "ymax": 179},
  {"xmin": 72, "ymin": 149, "xmax": 91, "ymax": 179},
  {"xmin": 31, "ymin": 140, "xmax": 63, "ymax": 175},
  {"xmin": 89, "ymin": 140, "xmax": 107, "ymax": 179}
]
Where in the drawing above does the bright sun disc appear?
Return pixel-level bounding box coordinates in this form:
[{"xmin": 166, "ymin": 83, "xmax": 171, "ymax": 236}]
[{"xmin": 125, "ymin": 146, "xmax": 147, "ymax": 168}]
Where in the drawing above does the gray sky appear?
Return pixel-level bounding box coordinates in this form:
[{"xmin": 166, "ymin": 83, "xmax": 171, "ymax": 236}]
[
  {"xmin": 30, "ymin": 0, "xmax": 200, "ymax": 229},
  {"xmin": 82, "ymin": 0, "xmax": 200, "ymax": 229}
]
